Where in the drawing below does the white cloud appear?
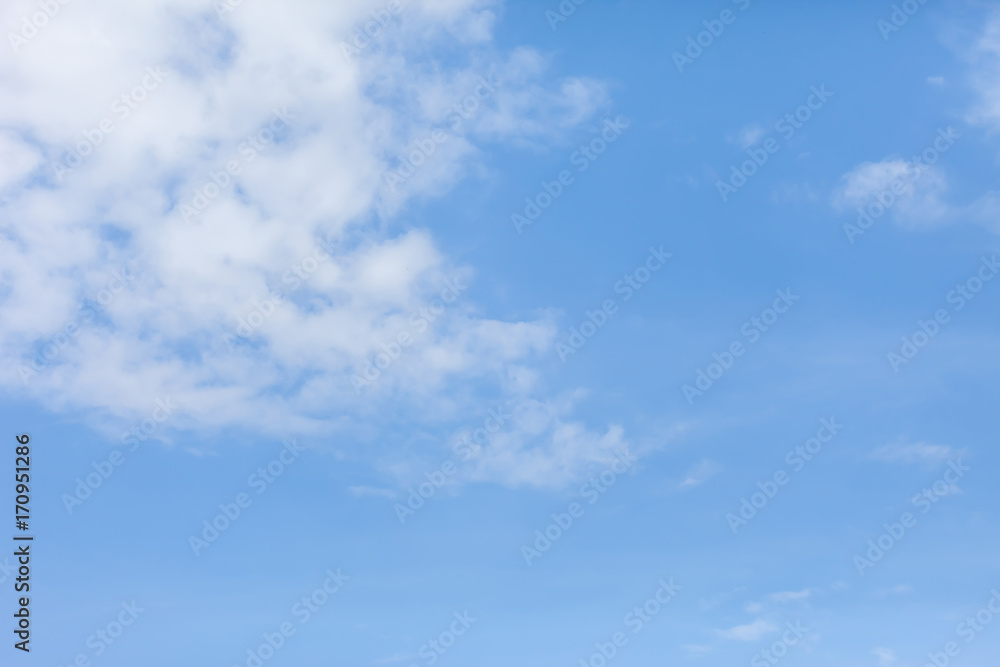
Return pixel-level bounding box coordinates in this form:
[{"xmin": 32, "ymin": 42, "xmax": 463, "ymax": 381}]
[
  {"xmin": 769, "ymin": 589, "xmax": 811, "ymax": 603},
  {"xmin": 967, "ymin": 13, "xmax": 1000, "ymax": 131},
  {"xmin": 716, "ymin": 619, "xmax": 777, "ymax": 642},
  {"xmin": 0, "ymin": 131, "xmax": 41, "ymax": 192},
  {"xmin": 873, "ymin": 647, "xmax": 897, "ymax": 666},
  {"xmin": 0, "ymin": 0, "xmax": 620, "ymax": 487},
  {"xmin": 875, "ymin": 584, "xmax": 913, "ymax": 597},
  {"xmin": 348, "ymin": 485, "xmax": 397, "ymax": 499},
  {"xmin": 833, "ymin": 12, "xmax": 1000, "ymax": 237},
  {"xmin": 834, "ymin": 158, "xmax": 952, "ymax": 228},
  {"xmin": 683, "ymin": 644, "xmax": 711, "ymax": 655},
  {"xmin": 462, "ymin": 398, "xmax": 634, "ymax": 488},
  {"xmin": 735, "ymin": 124, "xmax": 764, "ymax": 149},
  {"xmin": 676, "ymin": 459, "xmax": 719, "ymax": 490},
  {"xmin": 869, "ymin": 441, "xmax": 955, "ymax": 465}
]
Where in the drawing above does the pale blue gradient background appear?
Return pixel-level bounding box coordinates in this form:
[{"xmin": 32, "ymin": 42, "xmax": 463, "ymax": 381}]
[{"xmin": 3, "ymin": 1, "xmax": 1000, "ymax": 666}]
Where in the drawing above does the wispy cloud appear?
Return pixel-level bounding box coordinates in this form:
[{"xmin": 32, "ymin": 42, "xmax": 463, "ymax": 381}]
[
  {"xmin": 869, "ymin": 441, "xmax": 955, "ymax": 465},
  {"xmin": 769, "ymin": 589, "xmax": 811, "ymax": 603},
  {"xmin": 875, "ymin": 584, "xmax": 913, "ymax": 598},
  {"xmin": 683, "ymin": 644, "xmax": 711, "ymax": 655},
  {"xmin": 676, "ymin": 459, "xmax": 720, "ymax": 490},
  {"xmin": 873, "ymin": 647, "xmax": 897, "ymax": 666},
  {"xmin": 348, "ymin": 486, "xmax": 397, "ymax": 499},
  {"xmin": 735, "ymin": 124, "xmax": 764, "ymax": 149},
  {"xmin": 716, "ymin": 619, "xmax": 777, "ymax": 641},
  {"xmin": 834, "ymin": 158, "xmax": 952, "ymax": 228}
]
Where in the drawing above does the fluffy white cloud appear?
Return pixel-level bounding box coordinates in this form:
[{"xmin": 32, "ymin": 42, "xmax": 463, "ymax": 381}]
[
  {"xmin": 0, "ymin": 0, "xmax": 624, "ymax": 486},
  {"xmin": 836, "ymin": 10, "xmax": 1000, "ymax": 236},
  {"xmin": 834, "ymin": 158, "xmax": 952, "ymax": 228}
]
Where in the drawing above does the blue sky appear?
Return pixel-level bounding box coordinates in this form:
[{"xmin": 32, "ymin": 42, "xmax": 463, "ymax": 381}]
[{"xmin": 2, "ymin": 0, "xmax": 1000, "ymax": 665}]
